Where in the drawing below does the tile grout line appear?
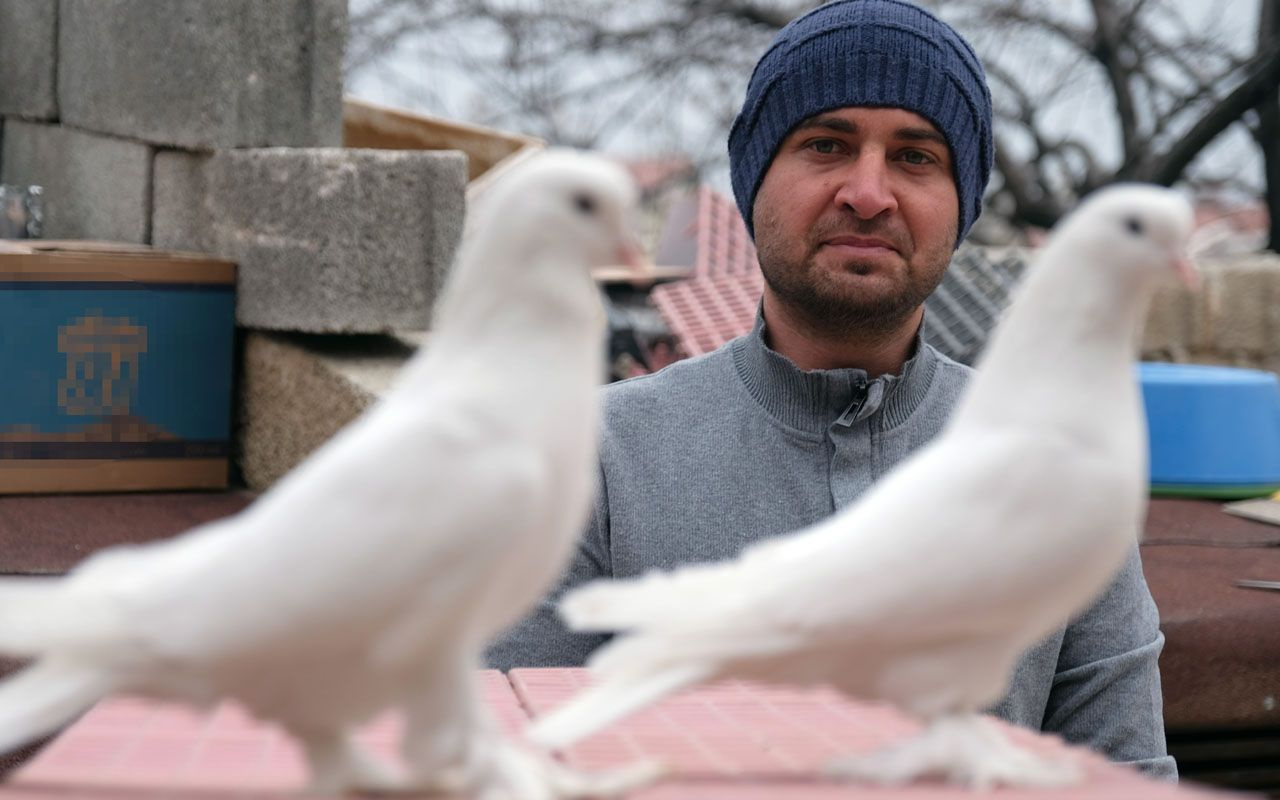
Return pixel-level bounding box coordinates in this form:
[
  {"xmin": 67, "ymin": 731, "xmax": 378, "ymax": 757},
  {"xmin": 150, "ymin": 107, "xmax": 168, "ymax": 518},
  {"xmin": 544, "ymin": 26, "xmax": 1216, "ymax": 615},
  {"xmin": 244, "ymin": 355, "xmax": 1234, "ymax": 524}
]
[{"xmin": 502, "ymin": 670, "xmax": 538, "ymax": 723}]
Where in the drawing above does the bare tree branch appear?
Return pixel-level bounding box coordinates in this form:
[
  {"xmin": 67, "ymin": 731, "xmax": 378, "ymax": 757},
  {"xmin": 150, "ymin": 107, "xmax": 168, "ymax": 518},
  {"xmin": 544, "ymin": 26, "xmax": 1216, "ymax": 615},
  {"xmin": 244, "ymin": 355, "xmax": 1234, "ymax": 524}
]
[
  {"xmin": 1143, "ymin": 43, "xmax": 1280, "ymax": 184},
  {"xmin": 1250, "ymin": 0, "xmax": 1280, "ymax": 250},
  {"xmin": 993, "ymin": 135, "xmax": 1066, "ymax": 226},
  {"xmin": 1089, "ymin": 0, "xmax": 1143, "ymax": 160},
  {"xmin": 346, "ymin": 0, "xmax": 1280, "ymax": 245}
]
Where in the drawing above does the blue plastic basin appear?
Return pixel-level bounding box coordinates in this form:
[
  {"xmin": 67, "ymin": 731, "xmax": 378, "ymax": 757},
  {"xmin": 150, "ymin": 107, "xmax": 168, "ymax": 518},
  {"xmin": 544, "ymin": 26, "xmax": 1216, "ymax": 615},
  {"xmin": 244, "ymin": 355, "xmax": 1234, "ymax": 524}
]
[{"xmin": 1139, "ymin": 362, "xmax": 1280, "ymax": 496}]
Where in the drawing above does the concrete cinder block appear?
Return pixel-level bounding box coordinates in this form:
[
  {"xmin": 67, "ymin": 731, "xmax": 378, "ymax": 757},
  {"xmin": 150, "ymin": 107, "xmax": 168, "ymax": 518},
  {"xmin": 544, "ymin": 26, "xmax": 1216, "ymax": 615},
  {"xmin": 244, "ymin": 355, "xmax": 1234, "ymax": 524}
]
[
  {"xmin": 154, "ymin": 148, "xmax": 467, "ymax": 333},
  {"xmin": 238, "ymin": 331, "xmax": 422, "ymax": 490},
  {"xmin": 0, "ymin": 0, "xmax": 58, "ymax": 119},
  {"xmin": 1142, "ymin": 282, "xmax": 1198, "ymax": 357},
  {"xmin": 58, "ymin": 0, "xmax": 346, "ymax": 149},
  {"xmin": 1, "ymin": 120, "xmax": 151, "ymax": 242},
  {"xmin": 1140, "ymin": 255, "xmax": 1280, "ymax": 369},
  {"xmin": 1204, "ymin": 255, "xmax": 1280, "ymax": 353}
]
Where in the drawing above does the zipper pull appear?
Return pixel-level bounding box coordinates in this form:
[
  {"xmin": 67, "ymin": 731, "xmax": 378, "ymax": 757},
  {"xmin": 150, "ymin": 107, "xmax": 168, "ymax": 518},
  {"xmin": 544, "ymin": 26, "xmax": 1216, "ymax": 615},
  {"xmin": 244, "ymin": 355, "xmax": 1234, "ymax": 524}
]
[{"xmin": 834, "ymin": 384, "xmax": 868, "ymax": 427}]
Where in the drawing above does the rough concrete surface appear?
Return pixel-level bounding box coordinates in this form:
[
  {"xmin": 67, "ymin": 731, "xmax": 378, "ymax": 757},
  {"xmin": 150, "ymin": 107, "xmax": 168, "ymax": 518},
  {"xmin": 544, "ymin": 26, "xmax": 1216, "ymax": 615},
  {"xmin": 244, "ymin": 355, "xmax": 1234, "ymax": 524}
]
[
  {"xmin": 1, "ymin": 120, "xmax": 151, "ymax": 242},
  {"xmin": 237, "ymin": 331, "xmax": 423, "ymax": 490},
  {"xmin": 0, "ymin": 0, "xmax": 58, "ymax": 119},
  {"xmin": 154, "ymin": 147, "xmax": 467, "ymax": 332},
  {"xmin": 58, "ymin": 0, "xmax": 346, "ymax": 149}
]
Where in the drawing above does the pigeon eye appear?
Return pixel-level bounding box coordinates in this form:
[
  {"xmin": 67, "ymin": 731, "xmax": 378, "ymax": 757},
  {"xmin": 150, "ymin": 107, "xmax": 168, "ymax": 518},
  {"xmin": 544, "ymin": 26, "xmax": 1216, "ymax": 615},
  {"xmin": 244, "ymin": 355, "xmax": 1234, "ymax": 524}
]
[
  {"xmin": 1123, "ymin": 216, "xmax": 1144, "ymax": 236},
  {"xmin": 572, "ymin": 193, "xmax": 597, "ymax": 215}
]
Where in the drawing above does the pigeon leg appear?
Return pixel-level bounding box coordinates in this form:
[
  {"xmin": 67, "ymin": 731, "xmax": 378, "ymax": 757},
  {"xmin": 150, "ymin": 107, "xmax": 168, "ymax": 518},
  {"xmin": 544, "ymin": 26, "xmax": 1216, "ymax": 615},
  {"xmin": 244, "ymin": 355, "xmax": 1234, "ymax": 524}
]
[
  {"xmin": 400, "ymin": 668, "xmax": 662, "ymax": 798},
  {"xmin": 401, "ymin": 664, "xmax": 494, "ymax": 795},
  {"xmin": 479, "ymin": 740, "xmax": 664, "ymax": 800},
  {"xmin": 825, "ymin": 713, "xmax": 1082, "ymax": 790},
  {"xmin": 294, "ymin": 727, "xmax": 405, "ymax": 795}
]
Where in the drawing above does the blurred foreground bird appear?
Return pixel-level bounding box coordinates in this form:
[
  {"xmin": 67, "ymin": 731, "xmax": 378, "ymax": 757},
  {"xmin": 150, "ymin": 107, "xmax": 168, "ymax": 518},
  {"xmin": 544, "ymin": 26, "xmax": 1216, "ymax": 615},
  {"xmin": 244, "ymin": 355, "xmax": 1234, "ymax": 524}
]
[
  {"xmin": 528, "ymin": 185, "xmax": 1195, "ymax": 788},
  {"xmin": 0, "ymin": 150, "xmax": 652, "ymax": 798}
]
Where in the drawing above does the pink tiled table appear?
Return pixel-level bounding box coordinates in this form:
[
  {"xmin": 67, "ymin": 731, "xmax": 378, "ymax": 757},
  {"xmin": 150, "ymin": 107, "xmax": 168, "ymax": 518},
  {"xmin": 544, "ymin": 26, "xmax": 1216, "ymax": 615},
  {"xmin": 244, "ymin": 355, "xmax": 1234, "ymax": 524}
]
[
  {"xmin": 1, "ymin": 668, "xmax": 1243, "ymax": 799},
  {"xmin": 5, "ymin": 671, "xmax": 520, "ymax": 799}
]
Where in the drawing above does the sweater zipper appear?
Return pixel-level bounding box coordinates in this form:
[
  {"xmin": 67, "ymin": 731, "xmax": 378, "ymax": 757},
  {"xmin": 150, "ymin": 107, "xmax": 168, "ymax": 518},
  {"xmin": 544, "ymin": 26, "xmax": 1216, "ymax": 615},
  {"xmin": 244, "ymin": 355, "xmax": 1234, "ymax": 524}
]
[{"xmin": 834, "ymin": 383, "xmax": 869, "ymax": 427}]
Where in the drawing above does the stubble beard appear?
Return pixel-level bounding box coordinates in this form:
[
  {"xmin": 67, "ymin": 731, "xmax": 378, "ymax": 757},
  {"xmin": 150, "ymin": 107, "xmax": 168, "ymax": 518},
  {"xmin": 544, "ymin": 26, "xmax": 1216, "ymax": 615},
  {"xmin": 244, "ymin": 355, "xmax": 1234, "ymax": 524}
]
[{"xmin": 755, "ymin": 217, "xmax": 957, "ymax": 341}]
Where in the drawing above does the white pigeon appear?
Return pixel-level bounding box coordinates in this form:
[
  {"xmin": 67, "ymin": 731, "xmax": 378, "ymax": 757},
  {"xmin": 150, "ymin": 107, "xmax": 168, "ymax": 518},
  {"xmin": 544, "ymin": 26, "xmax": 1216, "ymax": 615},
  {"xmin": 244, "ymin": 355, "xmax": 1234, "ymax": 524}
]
[
  {"xmin": 527, "ymin": 185, "xmax": 1195, "ymax": 788},
  {"xmin": 0, "ymin": 149, "xmax": 653, "ymax": 799}
]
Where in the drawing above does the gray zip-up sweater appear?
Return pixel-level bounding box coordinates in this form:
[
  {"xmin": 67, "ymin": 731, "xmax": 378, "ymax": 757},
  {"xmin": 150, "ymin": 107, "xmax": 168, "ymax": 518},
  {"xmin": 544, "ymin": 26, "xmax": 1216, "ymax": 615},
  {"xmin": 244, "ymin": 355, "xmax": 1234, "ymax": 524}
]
[{"xmin": 488, "ymin": 317, "xmax": 1176, "ymax": 780}]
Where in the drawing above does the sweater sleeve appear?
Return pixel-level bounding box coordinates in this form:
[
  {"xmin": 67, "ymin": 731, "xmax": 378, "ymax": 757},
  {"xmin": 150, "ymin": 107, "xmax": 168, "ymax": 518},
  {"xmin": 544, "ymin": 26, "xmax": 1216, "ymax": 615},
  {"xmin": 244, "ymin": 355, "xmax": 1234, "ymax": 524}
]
[
  {"xmin": 1042, "ymin": 543, "xmax": 1177, "ymax": 780},
  {"xmin": 484, "ymin": 465, "xmax": 613, "ymax": 670}
]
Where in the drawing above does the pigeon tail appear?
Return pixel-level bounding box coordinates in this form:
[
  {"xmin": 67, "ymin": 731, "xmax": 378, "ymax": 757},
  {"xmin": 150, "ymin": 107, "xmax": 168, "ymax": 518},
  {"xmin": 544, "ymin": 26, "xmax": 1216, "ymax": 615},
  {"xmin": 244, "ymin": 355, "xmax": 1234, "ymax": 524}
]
[
  {"xmin": 559, "ymin": 565, "xmax": 737, "ymax": 633},
  {"xmin": 0, "ymin": 578, "xmax": 110, "ymax": 656},
  {"xmin": 0, "ymin": 659, "xmax": 115, "ymax": 755},
  {"xmin": 527, "ymin": 656, "xmax": 711, "ymax": 750},
  {"xmin": 558, "ymin": 578, "xmax": 659, "ymax": 632}
]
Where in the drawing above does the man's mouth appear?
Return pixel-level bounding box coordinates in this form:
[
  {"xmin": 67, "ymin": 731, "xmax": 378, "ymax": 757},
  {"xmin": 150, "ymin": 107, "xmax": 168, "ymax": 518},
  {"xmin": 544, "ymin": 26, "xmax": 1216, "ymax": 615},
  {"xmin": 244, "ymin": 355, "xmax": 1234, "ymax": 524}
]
[{"xmin": 820, "ymin": 235, "xmax": 900, "ymax": 258}]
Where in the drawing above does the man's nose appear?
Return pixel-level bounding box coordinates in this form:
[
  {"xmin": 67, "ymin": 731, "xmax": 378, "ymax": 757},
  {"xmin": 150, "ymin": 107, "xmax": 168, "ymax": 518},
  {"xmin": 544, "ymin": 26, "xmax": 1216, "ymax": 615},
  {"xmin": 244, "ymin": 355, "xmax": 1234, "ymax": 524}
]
[{"xmin": 832, "ymin": 154, "xmax": 897, "ymax": 220}]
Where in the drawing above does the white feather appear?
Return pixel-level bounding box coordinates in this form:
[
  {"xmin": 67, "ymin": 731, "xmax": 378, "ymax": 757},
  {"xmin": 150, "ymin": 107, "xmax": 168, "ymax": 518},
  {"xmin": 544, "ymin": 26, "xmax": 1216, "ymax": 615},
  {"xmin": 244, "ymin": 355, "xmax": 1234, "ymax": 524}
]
[
  {"xmin": 0, "ymin": 660, "xmax": 119, "ymax": 754},
  {"xmin": 528, "ymin": 185, "xmax": 1195, "ymax": 767},
  {"xmin": 0, "ymin": 149, "xmax": 641, "ymax": 797}
]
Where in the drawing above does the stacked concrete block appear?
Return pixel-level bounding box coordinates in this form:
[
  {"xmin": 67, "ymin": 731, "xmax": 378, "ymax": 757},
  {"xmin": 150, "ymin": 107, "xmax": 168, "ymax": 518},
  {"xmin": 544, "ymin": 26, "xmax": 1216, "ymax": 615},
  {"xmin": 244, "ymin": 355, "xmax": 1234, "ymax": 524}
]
[
  {"xmin": 0, "ymin": 0, "xmax": 58, "ymax": 120},
  {"xmin": 1141, "ymin": 281, "xmax": 1201, "ymax": 362},
  {"xmin": 1138, "ymin": 255, "xmax": 1280, "ymax": 372},
  {"xmin": 153, "ymin": 148, "xmax": 467, "ymax": 332},
  {"xmin": 1, "ymin": 120, "xmax": 151, "ymax": 241},
  {"xmin": 1204, "ymin": 256, "xmax": 1280, "ymax": 355},
  {"xmin": 919, "ymin": 249, "xmax": 1280, "ymax": 374},
  {"xmin": 58, "ymin": 0, "xmax": 346, "ymax": 149},
  {"xmin": 238, "ymin": 331, "xmax": 424, "ymax": 489},
  {"xmin": 0, "ymin": 0, "xmax": 492, "ymax": 491}
]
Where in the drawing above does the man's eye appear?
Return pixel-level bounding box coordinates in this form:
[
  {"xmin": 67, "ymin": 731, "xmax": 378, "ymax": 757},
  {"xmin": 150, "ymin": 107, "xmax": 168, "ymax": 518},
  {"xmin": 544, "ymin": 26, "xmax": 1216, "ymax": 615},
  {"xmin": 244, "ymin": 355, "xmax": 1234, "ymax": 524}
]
[
  {"xmin": 900, "ymin": 150, "xmax": 934, "ymax": 166},
  {"xmin": 808, "ymin": 139, "xmax": 841, "ymax": 155}
]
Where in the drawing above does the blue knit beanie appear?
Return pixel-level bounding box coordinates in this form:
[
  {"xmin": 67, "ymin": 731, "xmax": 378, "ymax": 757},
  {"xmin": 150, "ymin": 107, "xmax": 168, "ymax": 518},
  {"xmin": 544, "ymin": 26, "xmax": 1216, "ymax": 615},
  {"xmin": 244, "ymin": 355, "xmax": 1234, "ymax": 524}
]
[{"xmin": 728, "ymin": 0, "xmax": 993, "ymax": 246}]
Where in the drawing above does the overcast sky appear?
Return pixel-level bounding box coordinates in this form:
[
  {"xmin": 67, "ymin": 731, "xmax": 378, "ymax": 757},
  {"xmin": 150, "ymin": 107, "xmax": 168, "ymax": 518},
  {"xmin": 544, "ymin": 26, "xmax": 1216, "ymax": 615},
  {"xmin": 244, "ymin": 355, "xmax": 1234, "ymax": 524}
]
[{"xmin": 345, "ymin": 0, "xmax": 1265, "ymax": 195}]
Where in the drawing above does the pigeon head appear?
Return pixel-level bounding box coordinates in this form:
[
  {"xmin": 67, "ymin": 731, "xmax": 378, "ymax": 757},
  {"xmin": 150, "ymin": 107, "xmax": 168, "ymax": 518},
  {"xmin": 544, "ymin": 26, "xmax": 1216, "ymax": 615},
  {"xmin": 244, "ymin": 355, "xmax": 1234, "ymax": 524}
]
[
  {"xmin": 473, "ymin": 149, "xmax": 644, "ymax": 278},
  {"xmin": 1060, "ymin": 184, "xmax": 1196, "ymax": 290},
  {"xmin": 436, "ymin": 149, "xmax": 646, "ymax": 334}
]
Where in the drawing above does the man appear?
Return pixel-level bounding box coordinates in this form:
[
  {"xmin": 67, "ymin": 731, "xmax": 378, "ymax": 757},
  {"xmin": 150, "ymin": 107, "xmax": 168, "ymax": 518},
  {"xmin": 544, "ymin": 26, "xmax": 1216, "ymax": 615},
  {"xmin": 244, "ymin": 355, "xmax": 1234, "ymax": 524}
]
[{"xmin": 489, "ymin": 0, "xmax": 1175, "ymax": 779}]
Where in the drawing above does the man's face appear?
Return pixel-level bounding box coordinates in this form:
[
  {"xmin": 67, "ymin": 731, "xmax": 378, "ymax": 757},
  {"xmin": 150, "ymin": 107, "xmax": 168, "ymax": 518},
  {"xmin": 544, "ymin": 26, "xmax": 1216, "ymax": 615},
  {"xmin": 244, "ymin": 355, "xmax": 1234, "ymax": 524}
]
[{"xmin": 751, "ymin": 107, "xmax": 960, "ymax": 336}]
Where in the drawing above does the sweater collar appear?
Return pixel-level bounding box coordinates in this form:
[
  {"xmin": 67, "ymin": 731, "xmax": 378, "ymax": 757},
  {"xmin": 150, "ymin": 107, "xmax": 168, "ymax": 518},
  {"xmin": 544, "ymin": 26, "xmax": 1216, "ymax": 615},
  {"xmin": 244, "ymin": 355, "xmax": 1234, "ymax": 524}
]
[{"xmin": 729, "ymin": 310, "xmax": 940, "ymax": 435}]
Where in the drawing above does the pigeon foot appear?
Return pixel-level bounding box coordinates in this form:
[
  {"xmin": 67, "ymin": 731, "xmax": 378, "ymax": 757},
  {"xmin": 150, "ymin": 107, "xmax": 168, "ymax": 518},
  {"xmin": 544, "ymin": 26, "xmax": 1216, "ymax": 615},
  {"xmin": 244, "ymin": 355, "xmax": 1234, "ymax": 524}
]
[
  {"xmin": 825, "ymin": 714, "xmax": 1082, "ymax": 790},
  {"xmin": 476, "ymin": 741, "xmax": 665, "ymax": 799},
  {"xmin": 303, "ymin": 736, "xmax": 407, "ymax": 795}
]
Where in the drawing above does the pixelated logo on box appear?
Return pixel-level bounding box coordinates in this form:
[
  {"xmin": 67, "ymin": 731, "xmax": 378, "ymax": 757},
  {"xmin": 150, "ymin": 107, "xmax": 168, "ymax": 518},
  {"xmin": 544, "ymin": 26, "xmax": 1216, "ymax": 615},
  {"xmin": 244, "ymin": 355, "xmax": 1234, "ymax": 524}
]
[
  {"xmin": 0, "ymin": 247, "xmax": 236, "ymax": 492},
  {"xmin": 59, "ymin": 312, "xmax": 148, "ymax": 417}
]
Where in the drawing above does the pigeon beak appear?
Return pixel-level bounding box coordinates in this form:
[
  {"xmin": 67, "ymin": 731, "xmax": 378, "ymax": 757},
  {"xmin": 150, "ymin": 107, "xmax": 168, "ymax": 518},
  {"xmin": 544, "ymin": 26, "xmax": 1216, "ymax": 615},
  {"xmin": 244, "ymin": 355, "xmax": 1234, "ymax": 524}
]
[
  {"xmin": 1172, "ymin": 252, "xmax": 1199, "ymax": 290},
  {"xmin": 616, "ymin": 232, "xmax": 652, "ymax": 277}
]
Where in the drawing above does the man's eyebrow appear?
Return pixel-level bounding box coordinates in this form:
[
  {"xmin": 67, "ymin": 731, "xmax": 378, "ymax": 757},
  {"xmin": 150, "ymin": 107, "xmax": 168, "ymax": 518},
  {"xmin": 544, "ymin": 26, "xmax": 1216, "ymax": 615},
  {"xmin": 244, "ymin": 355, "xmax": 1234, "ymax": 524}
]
[
  {"xmin": 792, "ymin": 116, "xmax": 950, "ymax": 150},
  {"xmin": 794, "ymin": 115, "xmax": 857, "ymax": 134},
  {"xmin": 896, "ymin": 126, "xmax": 949, "ymax": 148}
]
